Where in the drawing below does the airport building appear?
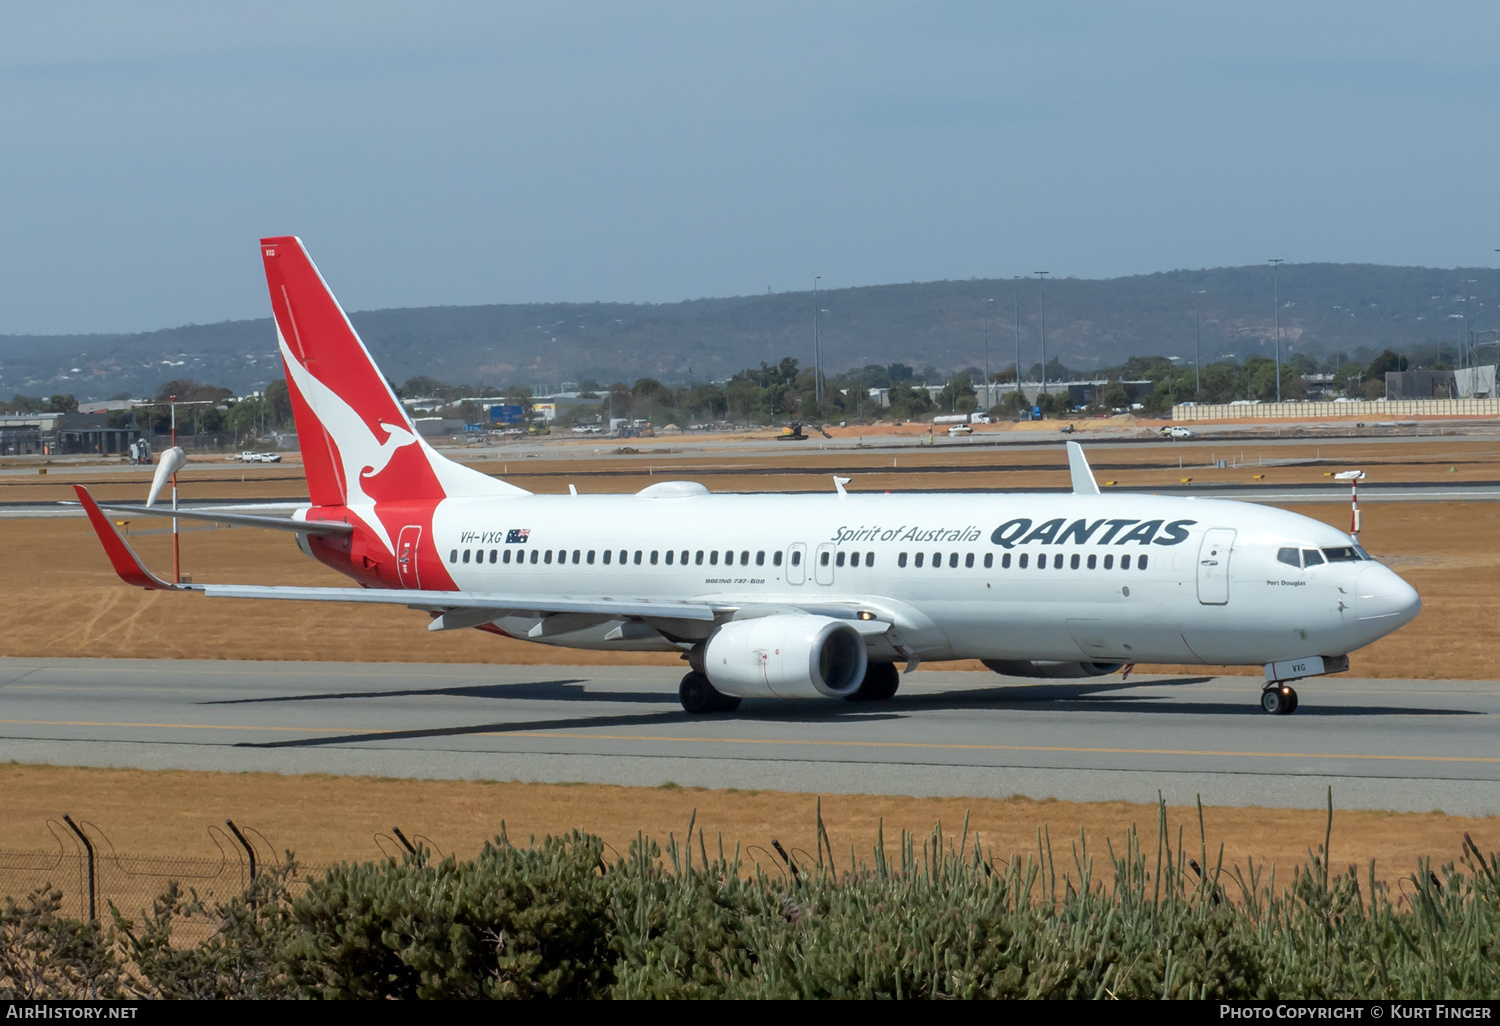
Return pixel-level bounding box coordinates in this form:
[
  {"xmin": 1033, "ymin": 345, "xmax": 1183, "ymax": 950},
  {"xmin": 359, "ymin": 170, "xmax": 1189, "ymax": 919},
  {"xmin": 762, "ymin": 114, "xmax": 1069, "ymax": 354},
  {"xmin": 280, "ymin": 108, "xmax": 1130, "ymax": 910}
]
[
  {"xmin": 1385, "ymin": 366, "xmax": 1496, "ymax": 400},
  {"xmin": 0, "ymin": 411, "xmax": 145, "ymax": 456}
]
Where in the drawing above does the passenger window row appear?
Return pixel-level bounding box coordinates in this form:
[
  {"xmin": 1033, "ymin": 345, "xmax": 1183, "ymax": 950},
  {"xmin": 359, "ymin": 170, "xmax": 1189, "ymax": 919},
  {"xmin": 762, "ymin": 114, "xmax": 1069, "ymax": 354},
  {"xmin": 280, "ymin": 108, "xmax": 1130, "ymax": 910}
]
[
  {"xmin": 818, "ymin": 551, "xmax": 876, "ymax": 568},
  {"xmin": 446, "ymin": 546, "xmax": 1152, "ymax": 571},
  {"xmin": 895, "ymin": 550, "xmax": 1148, "ymax": 571},
  {"xmin": 447, "ymin": 547, "xmax": 789, "ymax": 568}
]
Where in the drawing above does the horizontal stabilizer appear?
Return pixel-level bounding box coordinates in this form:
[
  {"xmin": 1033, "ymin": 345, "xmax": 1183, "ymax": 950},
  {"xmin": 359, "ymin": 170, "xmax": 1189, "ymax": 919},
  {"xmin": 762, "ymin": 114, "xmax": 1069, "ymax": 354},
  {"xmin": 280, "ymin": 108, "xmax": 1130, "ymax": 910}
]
[
  {"xmin": 95, "ymin": 502, "xmax": 353, "ymax": 536},
  {"xmin": 73, "ymin": 486, "xmax": 188, "ymax": 591}
]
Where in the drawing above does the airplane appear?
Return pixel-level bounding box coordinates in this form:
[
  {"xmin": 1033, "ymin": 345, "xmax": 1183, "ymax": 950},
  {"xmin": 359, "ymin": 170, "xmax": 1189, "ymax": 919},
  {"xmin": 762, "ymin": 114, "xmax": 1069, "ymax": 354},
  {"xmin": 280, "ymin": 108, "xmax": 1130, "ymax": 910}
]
[{"xmin": 74, "ymin": 236, "xmax": 1422, "ymax": 717}]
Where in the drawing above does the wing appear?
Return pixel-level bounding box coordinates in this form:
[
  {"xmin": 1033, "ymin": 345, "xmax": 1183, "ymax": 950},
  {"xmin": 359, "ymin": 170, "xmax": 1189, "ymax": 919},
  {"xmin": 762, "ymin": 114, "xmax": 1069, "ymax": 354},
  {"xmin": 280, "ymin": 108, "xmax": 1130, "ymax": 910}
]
[
  {"xmin": 200, "ymin": 583, "xmax": 715, "ymax": 621},
  {"xmin": 74, "ymin": 485, "xmax": 714, "ymax": 621}
]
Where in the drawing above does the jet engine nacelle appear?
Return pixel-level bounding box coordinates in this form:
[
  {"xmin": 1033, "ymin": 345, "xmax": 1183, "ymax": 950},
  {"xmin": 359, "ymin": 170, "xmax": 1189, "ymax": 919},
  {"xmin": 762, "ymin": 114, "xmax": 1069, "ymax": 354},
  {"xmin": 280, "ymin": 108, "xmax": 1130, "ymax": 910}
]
[
  {"xmin": 982, "ymin": 659, "xmax": 1124, "ymax": 679},
  {"xmin": 704, "ymin": 614, "xmax": 868, "ymax": 699}
]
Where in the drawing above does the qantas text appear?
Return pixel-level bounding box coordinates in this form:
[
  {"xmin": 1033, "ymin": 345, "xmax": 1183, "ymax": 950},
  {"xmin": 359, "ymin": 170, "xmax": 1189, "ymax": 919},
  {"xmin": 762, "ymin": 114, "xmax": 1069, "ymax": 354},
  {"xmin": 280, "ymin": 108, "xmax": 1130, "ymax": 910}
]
[{"xmin": 990, "ymin": 518, "xmax": 1197, "ymax": 549}]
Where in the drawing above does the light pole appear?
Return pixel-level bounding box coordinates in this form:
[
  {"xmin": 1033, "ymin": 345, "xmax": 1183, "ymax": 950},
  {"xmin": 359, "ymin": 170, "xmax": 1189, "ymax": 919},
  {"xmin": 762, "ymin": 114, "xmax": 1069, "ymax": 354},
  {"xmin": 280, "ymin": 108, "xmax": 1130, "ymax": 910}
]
[
  {"xmin": 1462, "ymin": 280, "xmax": 1477, "ymax": 371},
  {"xmin": 1013, "ymin": 276, "xmax": 1023, "ymax": 396},
  {"xmin": 169, "ymin": 395, "xmax": 179, "ymax": 583},
  {"xmin": 1269, "ymin": 259, "xmax": 1284, "ymax": 403},
  {"xmin": 1035, "ymin": 271, "xmax": 1050, "ymax": 396},
  {"xmin": 812, "ymin": 277, "xmax": 821, "ymax": 403},
  {"xmin": 982, "ymin": 297, "xmax": 994, "ymax": 410},
  {"xmin": 1193, "ymin": 289, "xmax": 1205, "ymax": 397}
]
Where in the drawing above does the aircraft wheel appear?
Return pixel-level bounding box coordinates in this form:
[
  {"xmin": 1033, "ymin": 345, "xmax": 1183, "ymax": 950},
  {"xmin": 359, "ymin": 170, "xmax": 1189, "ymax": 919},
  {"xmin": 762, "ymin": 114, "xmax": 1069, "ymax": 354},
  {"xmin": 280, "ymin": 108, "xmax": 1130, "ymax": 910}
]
[
  {"xmin": 846, "ymin": 662, "xmax": 900, "ymax": 702},
  {"xmin": 679, "ymin": 671, "xmax": 738, "ymax": 714},
  {"xmin": 1260, "ymin": 685, "xmax": 1294, "ymax": 715}
]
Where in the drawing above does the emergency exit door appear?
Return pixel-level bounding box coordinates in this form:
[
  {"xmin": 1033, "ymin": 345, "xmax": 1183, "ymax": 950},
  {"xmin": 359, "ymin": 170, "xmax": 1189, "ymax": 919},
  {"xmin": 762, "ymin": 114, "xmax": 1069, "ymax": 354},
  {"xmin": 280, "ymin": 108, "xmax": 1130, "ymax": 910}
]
[
  {"xmin": 814, "ymin": 542, "xmax": 836, "ymax": 586},
  {"xmin": 1196, "ymin": 528, "xmax": 1235, "ymax": 605},
  {"xmin": 787, "ymin": 543, "xmax": 807, "ymax": 585}
]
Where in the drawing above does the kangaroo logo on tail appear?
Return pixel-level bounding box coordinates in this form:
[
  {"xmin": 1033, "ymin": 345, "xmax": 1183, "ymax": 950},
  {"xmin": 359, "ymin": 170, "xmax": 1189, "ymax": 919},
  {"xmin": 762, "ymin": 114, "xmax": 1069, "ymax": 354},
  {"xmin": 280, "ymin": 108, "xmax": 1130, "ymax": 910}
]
[
  {"xmin": 260, "ymin": 236, "xmax": 527, "ymax": 534},
  {"xmin": 277, "ymin": 335, "xmax": 418, "ymax": 553}
]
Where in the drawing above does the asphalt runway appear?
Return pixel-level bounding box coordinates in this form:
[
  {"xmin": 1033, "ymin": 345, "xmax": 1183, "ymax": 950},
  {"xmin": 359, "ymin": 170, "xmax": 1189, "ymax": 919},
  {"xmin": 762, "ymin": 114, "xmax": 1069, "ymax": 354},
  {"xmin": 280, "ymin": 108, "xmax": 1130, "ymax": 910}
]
[{"xmin": 0, "ymin": 658, "xmax": 1495, "ymax": 816}]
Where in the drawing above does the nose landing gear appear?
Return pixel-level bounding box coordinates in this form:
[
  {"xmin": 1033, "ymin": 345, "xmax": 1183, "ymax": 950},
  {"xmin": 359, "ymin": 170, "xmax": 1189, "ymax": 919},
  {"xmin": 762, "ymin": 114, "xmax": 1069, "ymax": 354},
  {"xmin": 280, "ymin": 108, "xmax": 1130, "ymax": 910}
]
[{"xmin": 1260, "ymin": 684, "xmax": 1299, "ymax": 715}]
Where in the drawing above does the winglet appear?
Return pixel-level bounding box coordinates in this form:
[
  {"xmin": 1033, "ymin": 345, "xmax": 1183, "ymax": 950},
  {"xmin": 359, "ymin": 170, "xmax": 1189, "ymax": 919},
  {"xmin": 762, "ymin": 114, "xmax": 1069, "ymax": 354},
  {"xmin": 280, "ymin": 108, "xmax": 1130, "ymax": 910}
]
[
  {"xmin": 73, "ymin": 485, "xmax": 186, "ymax": 591},
  {"xmin": 1066, "ymin": 441, "xmax": 1100, "ymax": 495}
]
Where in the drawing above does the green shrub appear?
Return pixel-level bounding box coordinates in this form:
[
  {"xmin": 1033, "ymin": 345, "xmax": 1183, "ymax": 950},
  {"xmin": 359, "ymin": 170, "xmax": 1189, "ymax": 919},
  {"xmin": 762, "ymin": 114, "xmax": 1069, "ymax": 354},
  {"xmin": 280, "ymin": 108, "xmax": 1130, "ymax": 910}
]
[
  {"xmin": 282, "ymin": 831, "xmax": 613, "ymax": 999},
  {"xmin": 3, "ymin": 799, "xmax": 1498, "ymax": 999},
  {"xmin": 0, "ymin": 889, "xmax": 130, "ymax": 1000}
]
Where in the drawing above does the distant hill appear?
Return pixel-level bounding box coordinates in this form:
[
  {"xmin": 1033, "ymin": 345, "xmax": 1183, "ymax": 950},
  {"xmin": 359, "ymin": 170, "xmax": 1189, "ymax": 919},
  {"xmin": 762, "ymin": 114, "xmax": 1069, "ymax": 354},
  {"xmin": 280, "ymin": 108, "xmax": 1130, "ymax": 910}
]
[{"xmin": 1, "ymin": 262, "xmax": 1492, "ymax": 400}]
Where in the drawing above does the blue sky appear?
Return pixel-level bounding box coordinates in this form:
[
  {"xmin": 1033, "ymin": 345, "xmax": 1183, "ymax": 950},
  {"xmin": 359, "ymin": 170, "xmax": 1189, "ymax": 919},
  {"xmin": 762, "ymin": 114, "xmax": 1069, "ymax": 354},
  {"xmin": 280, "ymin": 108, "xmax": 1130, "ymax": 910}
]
[{"xmin": 2, "ymin": 1, "xmax": 1497, "ymax": 334}]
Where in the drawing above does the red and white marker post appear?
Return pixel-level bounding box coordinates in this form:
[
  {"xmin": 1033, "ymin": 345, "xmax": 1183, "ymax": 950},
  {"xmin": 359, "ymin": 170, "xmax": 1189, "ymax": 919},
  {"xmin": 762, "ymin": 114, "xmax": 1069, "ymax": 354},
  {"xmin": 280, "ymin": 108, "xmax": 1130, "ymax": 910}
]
[{"xmin": 1334, "ymin": 470, "xmax": 1366, "ymax": 537}]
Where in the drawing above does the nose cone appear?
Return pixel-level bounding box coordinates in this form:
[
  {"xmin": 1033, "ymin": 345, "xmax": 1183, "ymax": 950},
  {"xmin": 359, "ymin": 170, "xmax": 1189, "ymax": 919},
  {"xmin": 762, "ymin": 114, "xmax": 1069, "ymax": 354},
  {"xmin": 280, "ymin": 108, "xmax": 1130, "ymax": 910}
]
[{"xmin": 1355, "ymin": 565, "xmax": 1421, "ymax": 642}]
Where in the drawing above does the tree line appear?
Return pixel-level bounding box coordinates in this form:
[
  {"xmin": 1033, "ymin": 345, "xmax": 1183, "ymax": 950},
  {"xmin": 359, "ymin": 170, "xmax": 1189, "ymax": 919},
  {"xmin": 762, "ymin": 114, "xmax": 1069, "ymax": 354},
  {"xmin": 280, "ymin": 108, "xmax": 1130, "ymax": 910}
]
[{"xmin": 0, "ymin": 344, "xmax": 1448, "ymax": 439}]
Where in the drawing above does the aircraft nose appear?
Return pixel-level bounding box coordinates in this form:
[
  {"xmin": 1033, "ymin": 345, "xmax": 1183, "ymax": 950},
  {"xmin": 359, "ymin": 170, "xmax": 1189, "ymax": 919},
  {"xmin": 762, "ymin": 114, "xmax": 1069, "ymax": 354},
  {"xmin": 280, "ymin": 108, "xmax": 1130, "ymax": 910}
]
[{"xmin": 1355, "ymin": 565, "xmax": 1421, "ymax": 641}]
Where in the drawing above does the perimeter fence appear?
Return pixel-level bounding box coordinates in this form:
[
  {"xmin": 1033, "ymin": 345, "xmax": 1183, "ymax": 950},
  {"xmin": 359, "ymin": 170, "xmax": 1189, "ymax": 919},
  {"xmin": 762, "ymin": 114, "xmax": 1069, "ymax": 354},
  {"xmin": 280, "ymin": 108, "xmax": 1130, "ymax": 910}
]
[
  {"xmin": 0, "ymin": 800, "xmax": 1498, "ymax": 998},
  {"xmin": 0, "ymin": 815, "xmax": 345, "ymax": 942},
  {"xmin": 0, "ymin": 813, "xmax": 816, "ymax": 945}
]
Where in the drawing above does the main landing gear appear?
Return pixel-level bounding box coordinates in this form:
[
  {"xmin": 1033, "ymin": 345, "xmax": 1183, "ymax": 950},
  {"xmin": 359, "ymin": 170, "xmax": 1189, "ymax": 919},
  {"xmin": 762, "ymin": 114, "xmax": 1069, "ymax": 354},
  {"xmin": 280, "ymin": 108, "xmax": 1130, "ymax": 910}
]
[
  {"xmin": 679, "ymin": 671, "xmax": 741, "ymax": 715},
  {"xmin": 1260, "ymin": 684, "xmax": 1299, "ymax": 716},
  {"xmin": 845, "ymin": 662, "xmax": 900, "ymax": 702}
]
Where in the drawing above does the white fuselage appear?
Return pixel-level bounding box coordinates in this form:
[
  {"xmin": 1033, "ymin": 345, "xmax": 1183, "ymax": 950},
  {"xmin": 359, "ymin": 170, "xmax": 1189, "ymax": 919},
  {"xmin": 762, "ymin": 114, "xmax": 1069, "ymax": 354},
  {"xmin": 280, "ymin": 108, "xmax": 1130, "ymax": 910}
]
[{"xmin": 399, "ymin": 486, "xmax": 1420, "ymax": 667}]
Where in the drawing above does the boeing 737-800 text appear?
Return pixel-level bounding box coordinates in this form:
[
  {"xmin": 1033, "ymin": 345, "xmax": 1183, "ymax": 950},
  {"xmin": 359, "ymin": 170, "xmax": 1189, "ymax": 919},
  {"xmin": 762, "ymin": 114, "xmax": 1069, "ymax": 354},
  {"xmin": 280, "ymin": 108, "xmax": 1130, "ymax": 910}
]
[{"xmin": 76, "ymin": 237, "xmax": 1421, "ymax": 716}]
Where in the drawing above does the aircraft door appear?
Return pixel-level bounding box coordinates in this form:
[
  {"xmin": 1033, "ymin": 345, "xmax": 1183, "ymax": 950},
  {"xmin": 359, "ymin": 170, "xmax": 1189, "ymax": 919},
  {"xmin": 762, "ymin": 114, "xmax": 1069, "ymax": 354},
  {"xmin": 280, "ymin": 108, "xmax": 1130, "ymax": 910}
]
[
  {"xmin": 814, "ymin": 542, "xmax": 836, "ymax": 586},
  {"xmin": 397, "ymin": 525, "xmax": 422, "ymax": 589},
  {"xmin": 787, "ymin": 543, "xmax": 807, "ymax": 585},
  {"xmin": 1196, "ymin": 528, "xmax": 1235, "ymax": 605}
]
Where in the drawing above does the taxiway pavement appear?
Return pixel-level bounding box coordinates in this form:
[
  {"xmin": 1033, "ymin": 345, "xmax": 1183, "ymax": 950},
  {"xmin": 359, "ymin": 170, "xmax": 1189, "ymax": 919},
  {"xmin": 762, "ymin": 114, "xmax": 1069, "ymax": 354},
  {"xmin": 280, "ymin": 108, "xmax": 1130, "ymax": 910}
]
[{"xmin": 0, "ymin": 658, "xmax": 1495, "ymax": 815}]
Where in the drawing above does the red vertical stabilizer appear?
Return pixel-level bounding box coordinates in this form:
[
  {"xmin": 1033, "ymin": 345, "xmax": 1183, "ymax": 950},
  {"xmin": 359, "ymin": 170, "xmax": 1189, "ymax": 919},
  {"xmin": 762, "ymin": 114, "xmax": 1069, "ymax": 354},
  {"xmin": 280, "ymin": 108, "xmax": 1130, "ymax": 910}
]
[{"xmin": 258, "ymin": 237, "xmax": 526, "ymax": 510}]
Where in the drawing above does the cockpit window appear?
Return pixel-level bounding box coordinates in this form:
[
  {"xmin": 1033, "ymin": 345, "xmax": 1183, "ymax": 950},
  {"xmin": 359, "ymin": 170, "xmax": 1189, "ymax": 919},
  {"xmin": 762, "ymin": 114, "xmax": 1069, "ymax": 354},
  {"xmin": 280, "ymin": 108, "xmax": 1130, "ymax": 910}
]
[
  {"xmin": 1301, "ymin": 549, "xmax": 1325, "ymax": 567},
  {"xmin": 1322, "ymin": 546, "xmax": 1362, "ymax": 562},
  {"xmin": 1276, "ymin": 547, "xmax": 1300, "ymax": 568}
]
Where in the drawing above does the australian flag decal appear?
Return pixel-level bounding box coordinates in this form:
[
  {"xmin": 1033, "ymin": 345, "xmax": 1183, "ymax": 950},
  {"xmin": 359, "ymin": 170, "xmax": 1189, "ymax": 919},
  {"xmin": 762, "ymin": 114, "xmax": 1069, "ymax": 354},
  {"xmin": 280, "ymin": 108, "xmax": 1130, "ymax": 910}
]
[{"xmin": 505, "ymin": 529, "xmax": 530, "ymax": 544}]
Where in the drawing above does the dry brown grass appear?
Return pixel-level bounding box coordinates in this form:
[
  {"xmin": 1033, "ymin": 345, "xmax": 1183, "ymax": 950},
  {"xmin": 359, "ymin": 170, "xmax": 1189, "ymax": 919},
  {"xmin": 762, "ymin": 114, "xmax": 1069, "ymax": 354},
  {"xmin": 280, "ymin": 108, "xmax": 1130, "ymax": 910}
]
[{"xmin": 1, "ymin": 765, "xmax": 1491, "ymax": 889}]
